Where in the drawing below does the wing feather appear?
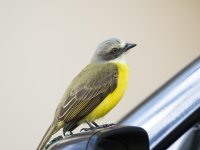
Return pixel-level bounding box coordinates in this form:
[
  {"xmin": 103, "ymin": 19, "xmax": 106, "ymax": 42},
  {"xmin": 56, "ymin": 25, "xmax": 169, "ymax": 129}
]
[{"xmin": 56, "ymin": 63, "xmax": 118, "ymax": 124}]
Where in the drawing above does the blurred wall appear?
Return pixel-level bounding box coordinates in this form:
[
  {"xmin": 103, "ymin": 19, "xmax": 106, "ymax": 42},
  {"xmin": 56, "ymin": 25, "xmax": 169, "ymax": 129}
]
[{"xmin": 0, "ymin": 0, "xmax": 199, "ymax": 149}]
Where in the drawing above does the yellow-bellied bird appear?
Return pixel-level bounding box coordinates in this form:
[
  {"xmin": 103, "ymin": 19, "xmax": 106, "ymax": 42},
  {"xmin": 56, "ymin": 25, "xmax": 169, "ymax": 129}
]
[{"xmin": 37, "ymin": 38, "xmax": 136, "ymax": 150}]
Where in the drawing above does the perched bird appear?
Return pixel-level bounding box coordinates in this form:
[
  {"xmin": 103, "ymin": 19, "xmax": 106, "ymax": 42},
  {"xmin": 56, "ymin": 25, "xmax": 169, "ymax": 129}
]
[{"xmin": 37, "ymin": 38, "xmax": 136, "ymax": 150}]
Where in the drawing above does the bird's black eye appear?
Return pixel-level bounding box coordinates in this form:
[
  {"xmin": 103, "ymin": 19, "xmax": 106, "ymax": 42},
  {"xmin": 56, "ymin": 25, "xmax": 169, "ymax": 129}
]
[{"xmin": 112, "ymin": 48, "xmax": 118, "ymax": 53}]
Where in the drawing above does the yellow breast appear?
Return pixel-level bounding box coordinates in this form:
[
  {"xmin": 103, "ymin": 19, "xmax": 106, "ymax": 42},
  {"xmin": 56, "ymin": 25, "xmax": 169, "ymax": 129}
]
[{"xmin": 85, "ymin": 62, "xmax": 129, "ymax": 121}]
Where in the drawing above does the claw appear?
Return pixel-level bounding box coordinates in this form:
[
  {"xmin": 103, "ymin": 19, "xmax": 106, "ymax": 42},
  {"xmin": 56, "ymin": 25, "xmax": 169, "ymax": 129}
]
[
  {"xmin": 80, "ymin": 123, "xmax": 115, "ymax": 132},
  {"xmin": 63, "ymin": 131, "xmax": 73, "ymax": 137},
  {"xmin": 80, "ymin": 128, "xmax": 92, "ymax": 132}
]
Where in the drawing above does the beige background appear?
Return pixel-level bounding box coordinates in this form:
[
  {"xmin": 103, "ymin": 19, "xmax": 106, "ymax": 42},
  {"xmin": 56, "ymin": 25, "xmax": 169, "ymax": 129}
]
[{"xmin": 0, "ymin": 0, "xmax": 199, "ymax": 149}]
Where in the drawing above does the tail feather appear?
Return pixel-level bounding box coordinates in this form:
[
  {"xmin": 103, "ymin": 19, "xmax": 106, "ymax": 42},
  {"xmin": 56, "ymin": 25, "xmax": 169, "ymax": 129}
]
[
  {"xmin": 37, "ymin": 124, "xmax": 56, "ymax": 150},
  {"xmin": 37, "ymin": 121, "xmax": 79, "ymax": 150}
]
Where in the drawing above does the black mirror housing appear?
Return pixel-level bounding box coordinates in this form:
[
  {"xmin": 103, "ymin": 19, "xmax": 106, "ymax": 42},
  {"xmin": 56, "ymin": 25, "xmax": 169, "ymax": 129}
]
[{"xmin": 49, "ymin": 126, "xmax": 149, "ymax": 150}]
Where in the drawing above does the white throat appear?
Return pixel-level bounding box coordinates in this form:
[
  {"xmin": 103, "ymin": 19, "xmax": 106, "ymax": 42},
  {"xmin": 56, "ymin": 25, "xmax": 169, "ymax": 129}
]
[{"xmin": 109, "ymin": 54, "xmax": 127, "ymax": 63}]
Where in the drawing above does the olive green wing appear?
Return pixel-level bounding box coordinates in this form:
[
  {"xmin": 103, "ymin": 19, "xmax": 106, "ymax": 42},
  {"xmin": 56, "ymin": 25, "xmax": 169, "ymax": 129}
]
[{"xmin": 56, "ymin": 63, "xmax": 118, "ymax": 125}]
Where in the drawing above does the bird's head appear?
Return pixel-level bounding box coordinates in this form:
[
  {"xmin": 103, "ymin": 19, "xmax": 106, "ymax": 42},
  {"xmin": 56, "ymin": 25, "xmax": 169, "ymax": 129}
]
[{"xmin": 91, "ymin": 38, "xmax": 136, "ymax": 63}]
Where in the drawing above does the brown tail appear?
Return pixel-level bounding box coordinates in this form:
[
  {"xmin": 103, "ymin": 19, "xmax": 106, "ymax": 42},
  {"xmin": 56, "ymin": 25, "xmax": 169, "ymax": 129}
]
[{"xmin": 37, "ymin": 124, "xmax": 56, "ymax": 150}]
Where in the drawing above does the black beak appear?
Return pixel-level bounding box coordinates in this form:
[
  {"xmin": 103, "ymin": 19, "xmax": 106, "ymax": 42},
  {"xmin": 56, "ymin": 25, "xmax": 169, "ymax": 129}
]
[{"xmin": 123, "ymin": 43, "xmax": 137, "ymax": 52}]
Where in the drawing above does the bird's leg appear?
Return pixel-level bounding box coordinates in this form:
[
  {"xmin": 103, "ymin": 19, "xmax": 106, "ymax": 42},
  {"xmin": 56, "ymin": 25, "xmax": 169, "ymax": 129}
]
[
  {"xmin": 80, "ymin": 121, "xmax": 115, "ymax": 132},
  {"xmin": 92, "ymin": 122, "xmax": 116, "ymax": 129},
  {"xmin": 63, "ymin": 123, "xmax": 74, "ymax": 137},
  {"xmin": 91, "ymin": 121, "xmax": 115, "ymax": 128},
  {"xmin": 99, "ymin": 123, "xmax": 115, "ymax": 128},
  {"xmin": 80, "ymin": 120, "xmax": 96, "ymax": 132},
  {"xmin": 85, "ymin": 120, "xmax": 94, "ymax": 128},
  {"xmin": 91, "ymin": 121, "xmax": 99, "ymax": 127}
]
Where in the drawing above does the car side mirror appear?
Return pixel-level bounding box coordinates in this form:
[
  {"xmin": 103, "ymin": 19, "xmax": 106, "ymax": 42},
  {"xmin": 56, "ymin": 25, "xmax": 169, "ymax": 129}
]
[{"xmin": 48, "ymin": 126, "xmax": 149, "ymax": 150}]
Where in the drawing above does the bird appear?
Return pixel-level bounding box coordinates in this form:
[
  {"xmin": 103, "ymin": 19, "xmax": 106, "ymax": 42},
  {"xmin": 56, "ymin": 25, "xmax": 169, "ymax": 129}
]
[{"xmin": 37, "ymin": 38, "xmax": 136, "ymax": 150}]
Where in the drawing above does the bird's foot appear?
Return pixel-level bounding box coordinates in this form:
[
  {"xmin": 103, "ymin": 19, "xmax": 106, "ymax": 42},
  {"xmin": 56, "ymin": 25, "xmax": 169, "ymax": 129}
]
[
  {"xmin": 80, "ymin": 121, "xmax": 115, "ymax": 132},
  {"xmin": 80, "ymin": 120, "xmax": 96, "ymax": 132},
  {"xmin": 98, "ymin": 123, "xmax": 115, "ymax": 128},
  {"xmin": 80, "ymin": 127, "xmax": 93, "ymax": 132},
  {"xmin": 63, "ymin": 131, "xmax": 73, "ymax": 137},
  {"xmin": 45, "ymin": 135, "xmax": 63, "ymax": 149}
]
